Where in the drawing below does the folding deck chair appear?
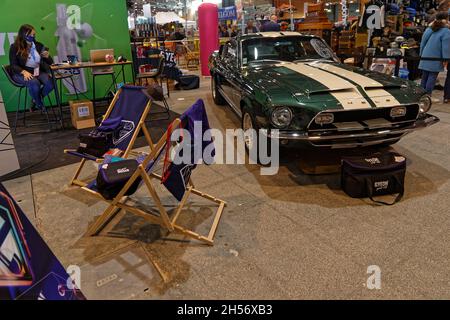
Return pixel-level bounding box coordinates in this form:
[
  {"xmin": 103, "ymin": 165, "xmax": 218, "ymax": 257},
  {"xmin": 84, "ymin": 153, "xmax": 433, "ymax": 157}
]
[
  {"xmin": 80, "ymin": 100, "xmax": 226, "ymax": 246},
  {"xmin": 64, "ymin": 85, "xmax": 155, "ymax": 188}
]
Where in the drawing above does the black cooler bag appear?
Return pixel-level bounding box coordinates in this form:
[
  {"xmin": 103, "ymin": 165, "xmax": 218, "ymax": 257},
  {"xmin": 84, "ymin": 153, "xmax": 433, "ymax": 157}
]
[
  {"xmin": 96, "ymin": 159, "xmax": 140, "ymax": 200},
  {"xmin": 341, "ymin": 152, "xmax": 406, "ymax": 205},
  {"xmin": 77, "ymin": 130, "xmax": 113, "ymax": 158},
  {"xmin": 77, "ymin": 116, "xmax": 123, "ymax": 158},
  {"xmin": 175, "ymin": 75, "xmax": 200, "ymax": 90}
]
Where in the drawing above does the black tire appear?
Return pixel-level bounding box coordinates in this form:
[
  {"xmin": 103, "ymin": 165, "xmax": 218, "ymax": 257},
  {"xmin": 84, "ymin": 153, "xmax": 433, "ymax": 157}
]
[
  {"xmin": 211, "ymin": 75, "xmax": 226, "ymax": 105},
  {"xmin": 241, "ymin": 106, "xmax": 272, "ymax": 165}
]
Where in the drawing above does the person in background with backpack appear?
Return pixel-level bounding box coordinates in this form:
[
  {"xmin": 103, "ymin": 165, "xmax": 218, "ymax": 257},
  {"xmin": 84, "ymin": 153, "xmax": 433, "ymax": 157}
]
[{"xmin": 419, "ymin": 12, "xmax": 450, "ymax": 96}]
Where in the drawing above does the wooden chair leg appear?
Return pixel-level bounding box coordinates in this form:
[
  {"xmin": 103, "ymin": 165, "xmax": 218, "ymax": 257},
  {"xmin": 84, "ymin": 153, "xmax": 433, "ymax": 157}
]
[
  {"xmin": 141, "ymin": 125, "xmax": 155, "ymax": 151},
  {"xmin": 70, "ymin": 159, "xmax": 87, "ymax": 186},
  {"xmin": 87, "ymin": 204, "xmax": 120, "ymax": 236},
  {"xmin": 140, "ymin": 167, "xmax": 174, "ymax": 232},
  {"xmin": 169, "ymin": 184, "xmax": 227, "ymax": 245}
]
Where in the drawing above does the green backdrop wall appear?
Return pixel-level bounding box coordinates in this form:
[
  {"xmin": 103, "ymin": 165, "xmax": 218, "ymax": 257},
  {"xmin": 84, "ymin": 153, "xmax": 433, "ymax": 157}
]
[{"xmin": 0, "ymin": 0, "xmax": 132, "ymax": 112}]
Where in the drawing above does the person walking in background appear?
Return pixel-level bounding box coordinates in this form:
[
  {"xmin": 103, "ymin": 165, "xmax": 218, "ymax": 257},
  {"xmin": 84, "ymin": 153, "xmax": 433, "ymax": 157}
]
[
  {"xmin": 230, "ymin": 25, "xmax": 239, "ymax": 37},
  {"xmin": 244, "ymin": 20, "xmax": 259, "ymax": 34},
  {"xmin": 9, "ymin": 24, "xmax": 54, "ymax": 110},
  {"xmin": 219, "ymin": 25, "xmax": 230, "ymax": 38},
  {"xmin": 261, "ymin": 15, "xmax": 280, "ymax": 32},
  {"xmin": 419, "ymin": 12, "xmax": 450, "ymax": 96}
]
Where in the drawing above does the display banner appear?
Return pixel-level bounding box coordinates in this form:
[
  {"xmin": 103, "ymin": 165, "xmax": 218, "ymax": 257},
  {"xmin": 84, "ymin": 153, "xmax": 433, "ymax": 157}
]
[
  {"xmin": 0, "ymin": 0, "xmax": 132, "ymax": 112},
  {"xmin": 219, "ymin": 6, "xmax": 238, "ymax": 20},
  {"xmin": 0, "ymin": 183, "xmax": 85, "ymax": 300},
  {"xmin": 0, "ymin": 90, "xmax": 20, "ymax": 177}
]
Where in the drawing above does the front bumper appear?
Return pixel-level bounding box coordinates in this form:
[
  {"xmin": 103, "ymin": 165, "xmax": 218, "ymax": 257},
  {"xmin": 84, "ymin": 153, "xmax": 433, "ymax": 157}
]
[{"xmin": 263, "ymin": 114, "xmax": 440, "ymax": 148}]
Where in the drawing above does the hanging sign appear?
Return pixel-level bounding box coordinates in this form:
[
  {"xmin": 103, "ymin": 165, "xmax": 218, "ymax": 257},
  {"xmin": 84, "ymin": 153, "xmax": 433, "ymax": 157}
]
[
  {"xmin": 341, "ymin": 0, "xmax": 348, "ymax": 26},
  {"xmin": 219, "ymin": 6, "xmax": 237, "ymax": 20}
]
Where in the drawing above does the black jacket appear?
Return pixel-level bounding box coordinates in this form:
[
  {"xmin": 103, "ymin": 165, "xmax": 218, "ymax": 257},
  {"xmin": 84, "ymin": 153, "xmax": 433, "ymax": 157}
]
[
  {"xmin": 261, "ymin": 21, "xmax": 280, "ymax": 32},
  {"xmin": 9, "ymin": 41, "xmax": 53, "ymax": 75}
]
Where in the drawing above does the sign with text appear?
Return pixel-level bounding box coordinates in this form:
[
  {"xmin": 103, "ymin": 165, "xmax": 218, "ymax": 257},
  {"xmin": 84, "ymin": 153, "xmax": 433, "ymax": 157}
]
[{"xmin": 219, "ymin": 6, "xmax": 237, "ymax": 20}]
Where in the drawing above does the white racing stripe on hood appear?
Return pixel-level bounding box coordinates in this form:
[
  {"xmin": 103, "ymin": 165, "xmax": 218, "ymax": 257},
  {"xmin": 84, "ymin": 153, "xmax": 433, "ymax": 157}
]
[
  {"xmin": 282, "ymin": 62, "xmax": 371, "ymax": 110},
  {"xmin": 260, "ymin": 32, "xmax": 283, "ymax": 37},
  {"xmin": 308, "ymin": 62, "xmax": 401, "ymax": 107}
]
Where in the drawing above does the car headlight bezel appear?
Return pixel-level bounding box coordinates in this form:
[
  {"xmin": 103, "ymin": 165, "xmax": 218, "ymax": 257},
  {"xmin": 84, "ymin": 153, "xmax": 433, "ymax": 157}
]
[
  {"xmin": 390, "ymin": 106, "xmax": 407, "ymax": 118},
  {"xmin": 418, "ymin": 95, "xmax": 432, "ymax": 114},
  {"xmin": 270, "ymin": 107, "xmax": 293, "ymax": 128},
  {"xmin": 314, "ymin": 112, "xmax": 335, "ymax": 125}
]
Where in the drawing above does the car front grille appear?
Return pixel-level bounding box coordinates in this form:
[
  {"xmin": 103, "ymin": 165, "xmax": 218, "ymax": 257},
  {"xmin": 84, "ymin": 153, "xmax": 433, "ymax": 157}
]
[{"xmin": 307, "ymin": 104, "xmax": 420, "ymax": 133}]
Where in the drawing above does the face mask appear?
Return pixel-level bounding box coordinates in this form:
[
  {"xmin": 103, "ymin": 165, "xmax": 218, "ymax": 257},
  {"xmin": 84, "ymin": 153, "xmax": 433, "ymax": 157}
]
[{"xmin": 25, "ymin": 35, "xmax": 35, "ymax": 43}]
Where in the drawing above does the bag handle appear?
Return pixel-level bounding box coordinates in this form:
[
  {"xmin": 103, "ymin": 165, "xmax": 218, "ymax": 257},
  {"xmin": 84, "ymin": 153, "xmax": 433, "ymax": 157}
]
[{"xmin": 365, "ymin": 176, "xmax": 404, "ymax": 206}]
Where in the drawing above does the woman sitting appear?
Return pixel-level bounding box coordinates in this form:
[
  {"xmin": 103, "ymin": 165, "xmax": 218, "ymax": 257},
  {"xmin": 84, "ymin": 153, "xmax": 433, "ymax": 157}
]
[{"xmin": 9, "ymin": 24, "xmax": 54, "ymax": 110}]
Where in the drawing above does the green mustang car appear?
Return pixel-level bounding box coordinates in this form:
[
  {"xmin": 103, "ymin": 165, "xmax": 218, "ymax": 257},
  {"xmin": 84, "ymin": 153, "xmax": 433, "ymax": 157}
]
[{"xmin": 208, "ymin": 32, "xmax": 439, "ymax": 149}]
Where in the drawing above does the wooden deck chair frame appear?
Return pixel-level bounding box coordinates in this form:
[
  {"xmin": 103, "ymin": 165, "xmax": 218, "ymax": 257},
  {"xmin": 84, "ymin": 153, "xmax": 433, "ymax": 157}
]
[
  {"xmin": 82, "ymin": 118, "xmax": 226, "ymax": 246},
  {"xmin": 64, "ymin": 88, "xmax": 155, "ymax": 188}
]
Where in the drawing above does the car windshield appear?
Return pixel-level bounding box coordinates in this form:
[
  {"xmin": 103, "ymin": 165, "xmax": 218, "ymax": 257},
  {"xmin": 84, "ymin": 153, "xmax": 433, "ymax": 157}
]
[{"xmin": 242, "ymin": 36, "xmax": 334, "ymax": 65}]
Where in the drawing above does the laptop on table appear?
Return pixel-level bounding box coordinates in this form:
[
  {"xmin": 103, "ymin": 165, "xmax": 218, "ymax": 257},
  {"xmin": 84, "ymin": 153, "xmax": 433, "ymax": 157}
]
[{"xmin": 90, "ymin": 49, "xmax": 115, "ymax": 74}]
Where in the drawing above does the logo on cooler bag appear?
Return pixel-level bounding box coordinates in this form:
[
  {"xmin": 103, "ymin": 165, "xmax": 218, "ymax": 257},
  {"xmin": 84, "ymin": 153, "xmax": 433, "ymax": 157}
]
[
  {"xmin": 365, "ymin": 157, "xmax": 381, "ymax": 165},
  {"xmin": 374, "ymin": 180, "xmax": 389, "ymax": 191},
  {"xmin": 117, "ymin": 168, "xmax": 130, "ymax": 174}
]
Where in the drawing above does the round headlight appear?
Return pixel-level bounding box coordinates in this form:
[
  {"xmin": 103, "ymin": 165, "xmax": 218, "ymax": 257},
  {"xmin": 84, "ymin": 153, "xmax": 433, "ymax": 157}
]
[
  {"xmin": 419, "ymin": 95, "xmax": 432, "ymax": 113},
  {"xmin": 271, "ymin": 107, "xmax": 293, "ymax": 128}
]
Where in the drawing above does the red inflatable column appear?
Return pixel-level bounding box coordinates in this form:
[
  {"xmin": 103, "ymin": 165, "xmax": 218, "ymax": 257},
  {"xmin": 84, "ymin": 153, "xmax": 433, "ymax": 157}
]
[{"xmin": 198, "ymin": 3, "xmax": 219, "ymax": 76}]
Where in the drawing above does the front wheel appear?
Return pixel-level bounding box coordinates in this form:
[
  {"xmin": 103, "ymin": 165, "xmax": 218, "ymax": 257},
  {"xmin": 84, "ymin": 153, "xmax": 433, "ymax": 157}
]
[
  {"xmin": 241, "ymin": 108, "xmax": 272, "ymax": 164},
  {"xmin": 211, "ymin": 75, "xmax": 226, "ymax": 105}
]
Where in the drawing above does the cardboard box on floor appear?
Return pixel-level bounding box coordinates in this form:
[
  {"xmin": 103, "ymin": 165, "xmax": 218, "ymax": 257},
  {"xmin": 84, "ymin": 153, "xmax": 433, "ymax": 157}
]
[{"xmin": 69, "ymin": 100, "xmax": 95, "ymax": 129}]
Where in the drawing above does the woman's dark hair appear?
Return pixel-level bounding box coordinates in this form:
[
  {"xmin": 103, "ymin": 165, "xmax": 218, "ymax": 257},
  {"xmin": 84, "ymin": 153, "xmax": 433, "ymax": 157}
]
[
  {"xmin": 432, "ymin": 12, "xmax": 449, "ymax": 32},
  {"xmin": 14, "ymin": 24, "xmax": 35, "ymax": 59}
]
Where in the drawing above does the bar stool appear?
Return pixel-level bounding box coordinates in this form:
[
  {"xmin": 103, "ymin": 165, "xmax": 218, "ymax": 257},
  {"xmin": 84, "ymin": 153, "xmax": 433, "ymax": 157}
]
[
  {"xmin": 2, "ymin": 65, "xmax": 56, "ymax": 134},
  {"xmin": 136, "ymin": 57, "xmax": 170, "ymax": 120},
  {"xmin": 91, "ymin": 66, "xmax": 117, "ymax": 110},
  {"xmin": 136, "ymin": 56, "xmax": 165, "ymax": 86},
  {"xmin": 136, "ymin": 56, "xmax": 170, "ymax": 97},
  {"xmin": 54, "ymin": 72, "xmax": 79, "ymax": 104}
]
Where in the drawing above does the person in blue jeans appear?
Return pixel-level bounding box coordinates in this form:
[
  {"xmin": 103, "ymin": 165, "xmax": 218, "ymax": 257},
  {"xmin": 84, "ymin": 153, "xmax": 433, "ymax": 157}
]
[
  {"xmin": 9, "ymin": 24, "xmax": 54, "ymax": 110},
  {"xmin": 419, "ymin": 12, "xmax": 450, "ymax": 95}
]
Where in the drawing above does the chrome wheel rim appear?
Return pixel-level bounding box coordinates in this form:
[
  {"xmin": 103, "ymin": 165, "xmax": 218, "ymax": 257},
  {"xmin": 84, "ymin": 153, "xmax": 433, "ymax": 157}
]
[{"xmin": 243, "ymin": 113, "xmax": 254, "ymax": 150}]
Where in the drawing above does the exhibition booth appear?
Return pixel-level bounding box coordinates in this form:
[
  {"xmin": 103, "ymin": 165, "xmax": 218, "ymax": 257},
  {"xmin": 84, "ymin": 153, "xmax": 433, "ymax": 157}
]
[{"xmin": 0, "ymin": 0, "xmax": 449, "ymax": 301}]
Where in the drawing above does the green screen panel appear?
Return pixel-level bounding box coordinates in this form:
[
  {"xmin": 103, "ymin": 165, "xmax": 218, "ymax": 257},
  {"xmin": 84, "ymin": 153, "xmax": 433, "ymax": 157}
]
[{"xmin": 0, "ymin": 0, "xmax": 132, "ymax": 112}]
